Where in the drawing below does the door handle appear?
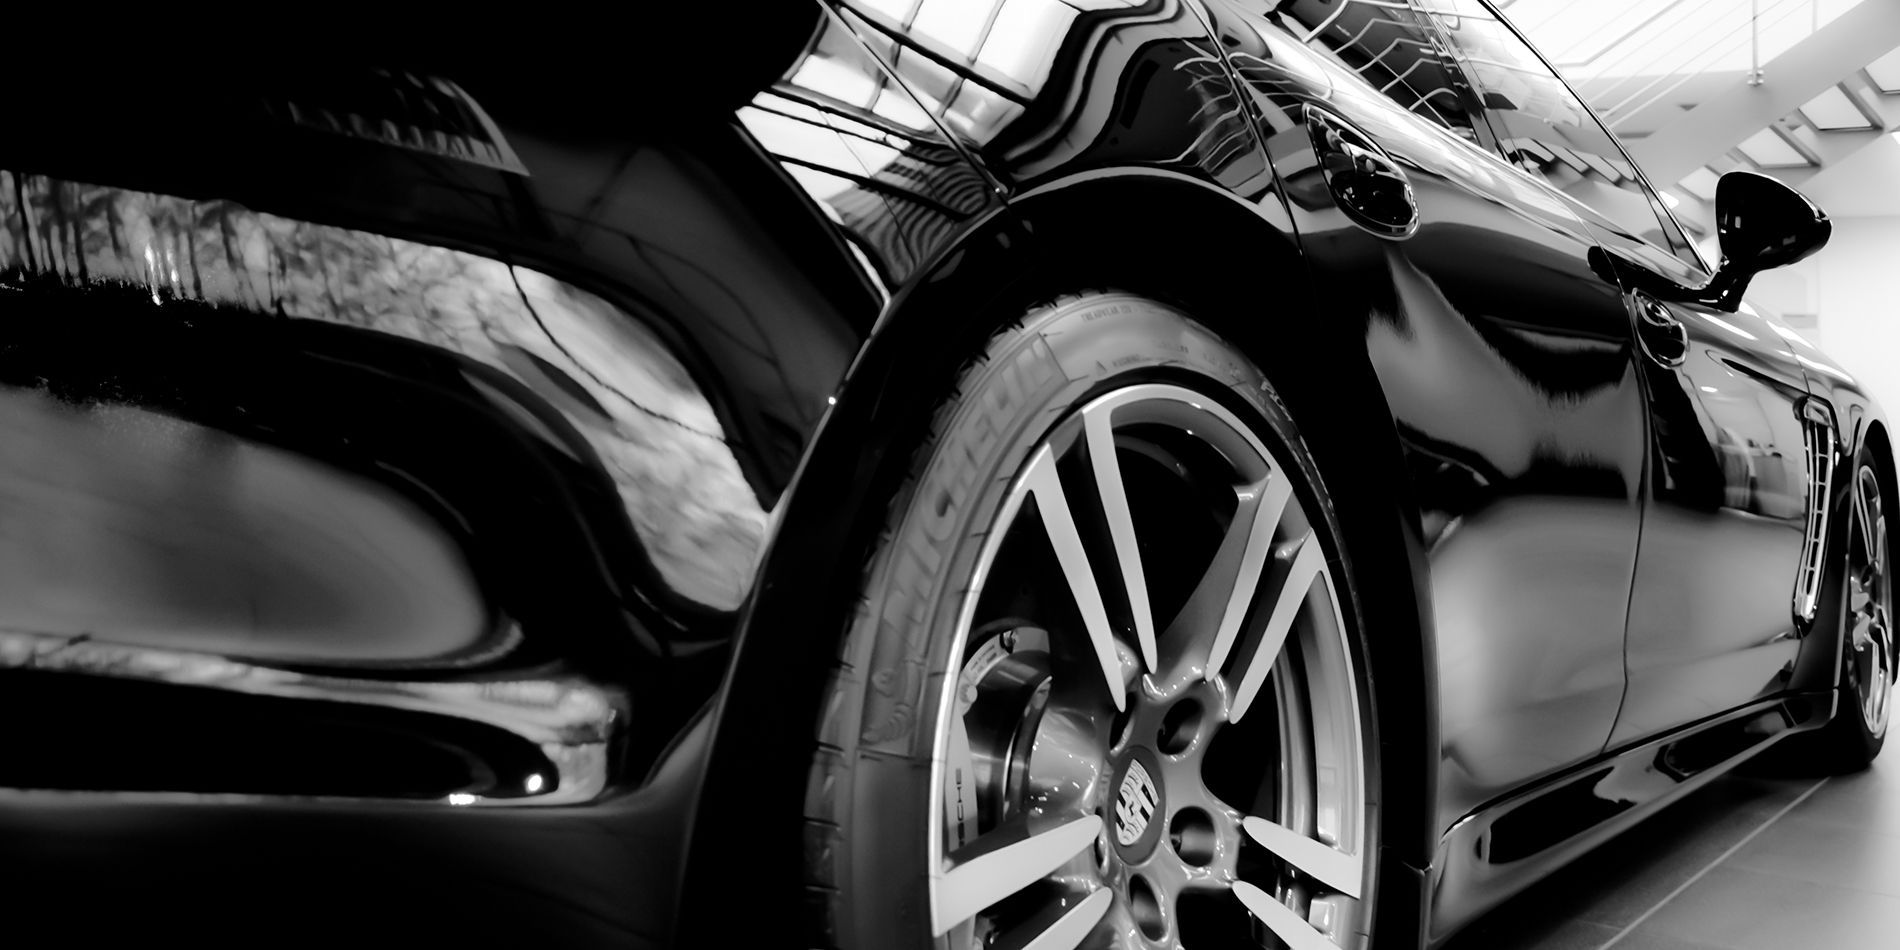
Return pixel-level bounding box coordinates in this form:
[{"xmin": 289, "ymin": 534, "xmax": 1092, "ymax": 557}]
[
  {"xmin": 1633, "ymin": 294, "xmax": 1689, "ymax": 367},
  {"xmin": 1304, "ymin": 107, "xmax": 1419, "ymax": 238}
]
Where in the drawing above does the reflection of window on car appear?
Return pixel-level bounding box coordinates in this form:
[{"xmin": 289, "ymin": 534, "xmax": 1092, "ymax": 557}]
[
  {"xmin": 840, "ymin": 0, "xmax": 1057, "ymax": 143},
  {"xmin": 1418, "ymin": 0, "xmax": 1705, "ymax": 270},
  {"xmin": 740, "ymin": 11, "xmax": 992, "ymax": 291},
  {"xmin": 1273, "ymin": 0, "xmax": 1485, "ymax": 142}
]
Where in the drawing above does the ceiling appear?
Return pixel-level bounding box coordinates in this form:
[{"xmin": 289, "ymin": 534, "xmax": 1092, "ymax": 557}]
[{"xmin": 1505, "ymin": 0, "xmax": 1900, "ymax": 231}]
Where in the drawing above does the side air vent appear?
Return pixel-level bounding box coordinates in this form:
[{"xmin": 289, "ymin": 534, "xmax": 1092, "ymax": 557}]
[
  {"xmin": 1794, "ymin": 400, "xmax": 1838, "ymax": 623},
  {"xmin": 263, "ymin": 69, "xmax": 526, "ymax": 175}
]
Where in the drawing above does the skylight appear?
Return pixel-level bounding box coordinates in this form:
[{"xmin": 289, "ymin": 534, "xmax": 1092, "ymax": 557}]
[
  {"xmin": 1867, "ymin": 47, "xmax": 1900, "ymax": 93},
  {"xmin": 1736, "ymin": 128, "xmax": 1813, "ymax": 168},
  {"xmin": 1799, "ymin": 85, "xmax": 1876, "ymax": 130}
]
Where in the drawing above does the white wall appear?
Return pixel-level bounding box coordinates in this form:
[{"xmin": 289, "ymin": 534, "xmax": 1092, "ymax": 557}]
[
  {"xmin": 1791, "ymin": 215, "xmax": 1900, "ymax": 413},
  {"xmin": 1748, "ymin": 262, "xmax": 1817, "ymax": 322}
]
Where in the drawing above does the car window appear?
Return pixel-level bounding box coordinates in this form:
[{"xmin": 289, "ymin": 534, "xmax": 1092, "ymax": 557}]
[
  {"xmin": 1417, "ymin": 0, "xmax": 1706, "ymax": 271},
  {"xmin": 1268, "ymin": 0, "xmax": 1487, "ymax": 143}
]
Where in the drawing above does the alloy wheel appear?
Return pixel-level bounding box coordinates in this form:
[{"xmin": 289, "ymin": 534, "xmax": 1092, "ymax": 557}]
[
  {"xmin": 1849, "ymin": 464, "xmax": 1894, "ymax": 737},
  {"xmin": 926, "ymin": 382, "xmax": 1373, "ymax": 949}
]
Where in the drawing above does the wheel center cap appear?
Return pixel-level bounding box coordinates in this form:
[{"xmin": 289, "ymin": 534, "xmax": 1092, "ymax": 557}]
[{"xmin": 1112, "ymin": 750, "xmax": 1165, "ymax": 859}]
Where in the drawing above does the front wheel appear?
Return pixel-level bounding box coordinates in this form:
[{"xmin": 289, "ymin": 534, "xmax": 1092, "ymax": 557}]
[
  {"xmin": 803, "ymin": 294, "xmax": 1385, "ymax": 949},
  {"xmin": 1781, "ymin": 448, "xmax": 1895, "ymax": 773}
]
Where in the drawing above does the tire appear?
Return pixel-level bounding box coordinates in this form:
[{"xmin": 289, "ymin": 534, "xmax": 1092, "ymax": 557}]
[
  {"xmin": 803, "ymin": 293, "xmax": 1385, "ymax": 949},
  {"xmin": 1783, "ymin": 448, "xmax": 1895, "ymax": 773}
]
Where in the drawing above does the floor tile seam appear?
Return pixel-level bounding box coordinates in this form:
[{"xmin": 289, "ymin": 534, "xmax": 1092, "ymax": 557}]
[
  {"xmin": 1596, "ymin": 776, "xmax": 1829, "ymax": 949},
  {"xmin": 1709, "ymin": 857, "xmax": 1900, "ymax": 902},
  {"xmin": 1748, "ymin": 810, "xmax": 1900, "ymax": 837}
]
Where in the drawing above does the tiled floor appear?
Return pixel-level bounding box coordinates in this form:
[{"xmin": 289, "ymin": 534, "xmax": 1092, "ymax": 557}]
[{"xmin": 1441, "ymin": 751, "xmax": 1900, "ymax": 949}]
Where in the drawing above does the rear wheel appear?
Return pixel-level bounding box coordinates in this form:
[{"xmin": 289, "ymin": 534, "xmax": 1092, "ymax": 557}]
[{"xmin": 804, "ymin": 294, "xmax": 1384, "ymax": 949}]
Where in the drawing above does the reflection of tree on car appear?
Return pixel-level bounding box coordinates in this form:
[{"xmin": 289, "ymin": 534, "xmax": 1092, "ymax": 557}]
[{"xmin": 1, "ymin": 172, "xmax": 766, "ymax": 611}]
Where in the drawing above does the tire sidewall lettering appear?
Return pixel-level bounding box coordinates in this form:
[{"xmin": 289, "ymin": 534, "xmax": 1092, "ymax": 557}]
[{"xmin": 856, "ymin": 300, "xmax": 1268, "ymax": 752}]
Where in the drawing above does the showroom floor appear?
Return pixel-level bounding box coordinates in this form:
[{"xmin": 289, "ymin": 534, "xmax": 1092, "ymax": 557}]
[{"xmin": 1441, "ymin": 751, "xmax": 1900, "ymax": 949}]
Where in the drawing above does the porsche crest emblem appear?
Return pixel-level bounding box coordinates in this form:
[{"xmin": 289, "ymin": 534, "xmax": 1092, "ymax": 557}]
[{"xmin": 1114, "ymin": 759, "xmax": 1159, "ymax": 846}]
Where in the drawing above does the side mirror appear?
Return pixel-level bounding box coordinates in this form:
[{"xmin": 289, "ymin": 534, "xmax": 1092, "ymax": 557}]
[{"xmin": 1708, "ymin": 171, "xmax": 1831, "ymax": 310}]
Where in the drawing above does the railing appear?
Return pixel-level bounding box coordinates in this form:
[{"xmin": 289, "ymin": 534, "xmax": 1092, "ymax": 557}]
[{"xmin": 1502, "ymin": 0, "xmax": 1865, "ymax": 128}]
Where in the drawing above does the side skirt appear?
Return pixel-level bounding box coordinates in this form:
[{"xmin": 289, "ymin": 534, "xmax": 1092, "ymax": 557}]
[{"xmin": 1425, "ymin": 690, "xmax": 1834, "ymax": 946}]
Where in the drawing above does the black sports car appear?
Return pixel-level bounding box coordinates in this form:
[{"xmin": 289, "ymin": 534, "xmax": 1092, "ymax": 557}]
[{"xmin": 0, "ymin": 2, "xmax": 1886, "ymax": 949}]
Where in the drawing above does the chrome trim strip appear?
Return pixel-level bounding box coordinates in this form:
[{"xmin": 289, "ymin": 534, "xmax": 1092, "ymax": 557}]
[{"xmin": 1795, "ymin": 400, "xmax": 1838, "ymax": 624}]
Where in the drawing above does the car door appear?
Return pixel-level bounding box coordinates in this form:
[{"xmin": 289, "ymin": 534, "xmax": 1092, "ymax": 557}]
[
  {"xmin": 1419, "ymin": 0, "xmax": 1820, "ymax": 746},
  {"xmin": 1203, "ymin": 0, "xmax": 1646, "ymax": 835},
  {"xmin": 1614, "ymin": 285, "xmax": 1818, "ymax": 743}
]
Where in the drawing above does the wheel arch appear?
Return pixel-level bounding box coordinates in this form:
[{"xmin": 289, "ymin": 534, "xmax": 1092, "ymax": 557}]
[
  {"xmin": 1004, "ymin": 170, "xmax": 1442, "ymax": 883},
  {"xmin": 1790, "ymin": 394, "xmax": 1895, "ymax": 710},
  {"xmin": 1860, "ymin": 419, "xmax": 1895, "ymax": 522},
  {"xmin": 673, "ymin": 169, "xmax": 1439, "ymax": 945}
]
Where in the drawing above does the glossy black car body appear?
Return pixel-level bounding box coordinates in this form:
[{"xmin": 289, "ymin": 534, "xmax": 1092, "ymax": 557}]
[{"xmin": 0, "ymin": 3, "xmax": 1883, "ymax": 948}]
